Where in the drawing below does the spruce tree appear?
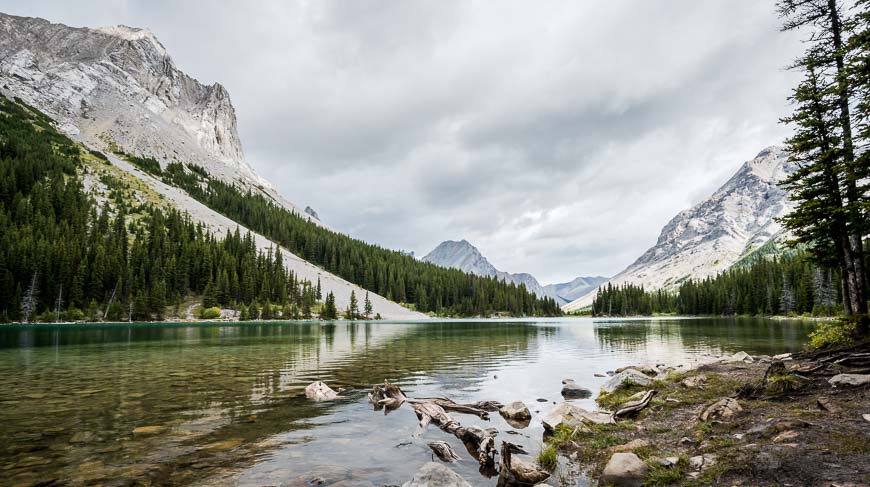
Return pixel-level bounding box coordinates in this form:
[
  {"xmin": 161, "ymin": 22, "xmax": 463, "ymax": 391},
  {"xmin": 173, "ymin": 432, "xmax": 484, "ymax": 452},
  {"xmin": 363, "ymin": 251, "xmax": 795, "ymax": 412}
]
[{"xmin": 364, "ymin": 292, "xmax": 373, "ymax": 319}]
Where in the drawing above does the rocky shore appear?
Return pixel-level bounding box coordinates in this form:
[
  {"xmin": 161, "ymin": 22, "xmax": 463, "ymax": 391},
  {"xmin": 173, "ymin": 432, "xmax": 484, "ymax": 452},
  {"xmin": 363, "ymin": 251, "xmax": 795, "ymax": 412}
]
[{"xmin": 390, "ymin": 343, "xmax": 870, "ymax": 486}]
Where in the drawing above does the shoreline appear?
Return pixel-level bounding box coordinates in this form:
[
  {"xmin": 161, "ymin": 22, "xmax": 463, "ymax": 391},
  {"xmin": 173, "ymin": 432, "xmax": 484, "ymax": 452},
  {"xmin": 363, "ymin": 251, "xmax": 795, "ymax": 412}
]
[{"xmin": 539, "ymin": 346, "xmax": 870, "ymax": 486}]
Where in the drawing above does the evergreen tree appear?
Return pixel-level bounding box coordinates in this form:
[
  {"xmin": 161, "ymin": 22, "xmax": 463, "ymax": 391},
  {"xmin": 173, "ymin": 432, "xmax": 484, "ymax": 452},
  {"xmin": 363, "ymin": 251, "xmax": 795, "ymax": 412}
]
[
  {"xmin": 364, "ymin": 291, "xmax": 373, "ymax": 319},
  {"xmin": 346, "ymin": 290, "xmax": 359, "ymax": 320},
  {"xmin": 778, "ymin": 0, "xmax": 870, "ymax": 332}
]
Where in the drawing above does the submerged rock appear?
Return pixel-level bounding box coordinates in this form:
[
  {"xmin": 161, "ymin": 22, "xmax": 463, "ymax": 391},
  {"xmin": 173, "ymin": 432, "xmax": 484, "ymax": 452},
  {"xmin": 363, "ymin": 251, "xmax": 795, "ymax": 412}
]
[
  {"xmin": 600, "ymin": 452, "xmax": 648, "ymax": 487},
  {"xmin": 402, "ymin": 462, "xmax": 471, "ymax": 487},
  {"xmin": 601, "ymin": 369, "xmax": 653, "ymax": 393},
  {"xmin": 561, "ymin": 378, "xmax": 592, "ymax": 398},
  {"xmin": 828, "ymin": 374, "xmax": 870, "ymax": 387},
  {"xmin": 542, "ymin": 402, "xmax": 613, "ymax": 432},
  {"xmin": 305, "ymin": 381, "xmax": 340, "ymax": 401}
]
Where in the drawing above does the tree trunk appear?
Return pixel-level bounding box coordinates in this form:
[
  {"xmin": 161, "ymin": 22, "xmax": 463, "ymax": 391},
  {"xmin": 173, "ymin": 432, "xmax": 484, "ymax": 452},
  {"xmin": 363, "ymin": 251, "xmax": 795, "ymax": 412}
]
[{"xmin": 828, "ymin": 0, "xmax": 869, "ymax": 327}]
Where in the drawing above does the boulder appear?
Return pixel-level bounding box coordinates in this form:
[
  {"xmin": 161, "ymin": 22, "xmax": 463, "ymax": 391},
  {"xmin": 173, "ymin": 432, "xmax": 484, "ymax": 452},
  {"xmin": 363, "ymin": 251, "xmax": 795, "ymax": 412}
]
[
  {"xmin": 304, "ymin": 381, "xmax": 340, "ymax": 401},
  {"xmin": 863, "ymin": 413, "xmax": 870, "ymax": 423},
  {"xmin": 600, "ymin": 369, "xmax": 653, "ymax": 394},
  {"xmin": 542, "ymin": 402, "xmax": 613, "ymax": 432},
  {"xmin": 600, "ymin": 452, "xmax": 648, "ymax": 487},
  {"xmin": 700, "ymin": 398, "xmax": 743, "ymax": 422},
  {"xmin": 402, "ymin": 462, "xmax": 472, "ymax": 487},
  {"xmin": 828, "ymin": 374, "xmax": 870, "ymax": 387},
  {"xmin": 561, "ymin": 379, "xmax": 592, "ymax": 399},
  {"xmin": 500, "ymin": 401, "xmax": 532, "ymax": 421}
]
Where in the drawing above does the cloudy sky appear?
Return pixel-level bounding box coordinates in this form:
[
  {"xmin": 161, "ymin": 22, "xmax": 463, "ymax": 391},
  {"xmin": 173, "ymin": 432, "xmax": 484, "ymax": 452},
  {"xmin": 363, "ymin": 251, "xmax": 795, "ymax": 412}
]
[{"xmin": 4, "ymin": 1, "xmax": 804, "ymax": 284}]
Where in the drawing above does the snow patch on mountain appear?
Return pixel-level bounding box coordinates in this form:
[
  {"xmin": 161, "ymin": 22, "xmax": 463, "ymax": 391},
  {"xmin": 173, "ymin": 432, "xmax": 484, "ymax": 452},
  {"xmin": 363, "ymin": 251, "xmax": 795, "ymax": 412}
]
[{"xmin": 563, "ymin": 146, "xmax": 797, "ymax": 312}]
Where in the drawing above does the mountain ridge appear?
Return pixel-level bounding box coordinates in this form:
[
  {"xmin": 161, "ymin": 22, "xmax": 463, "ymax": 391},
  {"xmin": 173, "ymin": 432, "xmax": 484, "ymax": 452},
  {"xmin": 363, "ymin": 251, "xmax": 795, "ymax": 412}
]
[
  {"xmin": 563, "ymin": 146, "xmax": 797, "ymax": 311},
  {"xmin": 422, "ymin": 240, "xmax": 607, "ymax": 305}
]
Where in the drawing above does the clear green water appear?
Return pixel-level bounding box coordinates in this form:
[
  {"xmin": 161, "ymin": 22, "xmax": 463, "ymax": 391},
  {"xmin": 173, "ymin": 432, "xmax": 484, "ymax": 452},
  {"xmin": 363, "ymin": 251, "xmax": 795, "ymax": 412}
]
[{"xmin": 0, "ymin": 318, "xmax": 813, "ymax": 486}]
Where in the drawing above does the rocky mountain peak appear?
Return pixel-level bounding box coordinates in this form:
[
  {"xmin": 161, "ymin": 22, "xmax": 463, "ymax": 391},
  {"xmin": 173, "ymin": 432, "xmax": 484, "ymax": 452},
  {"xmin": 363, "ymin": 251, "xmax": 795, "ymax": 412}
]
[
  {"xmin": 0, "ymin": 12, "xmax": 261, "ymax": 188},
  {"xmin": 564, "ymin": 146, "xmax": 797, "ymax": 311}
]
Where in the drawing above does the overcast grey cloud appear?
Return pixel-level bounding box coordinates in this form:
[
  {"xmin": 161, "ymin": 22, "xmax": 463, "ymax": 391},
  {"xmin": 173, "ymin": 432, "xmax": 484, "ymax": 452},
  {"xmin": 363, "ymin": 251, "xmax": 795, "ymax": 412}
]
[{"xmin": 0, "ymin": 1, "xmax": 804, "ymax": 283}]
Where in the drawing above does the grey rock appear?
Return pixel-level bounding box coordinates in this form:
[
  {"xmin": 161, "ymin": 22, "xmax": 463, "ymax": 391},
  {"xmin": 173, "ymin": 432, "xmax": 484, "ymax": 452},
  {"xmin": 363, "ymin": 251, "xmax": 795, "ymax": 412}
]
[
  {"xmin": 722, "ymin": 351, "xmax": 754, "ymax": 364},
  {"xmin": 542, "ymin": 402, "xmax": 613, "ymax": 432},
  {"xmin": 828, "ymin": 374, "xmax": 870, "ymax": 387},
  {"xmin": 601, "ymin": 369, "xmax": 653, "ymax": 393},
  {"xmin": 500, "ymin": 401, "xmax": 532, "ymax": 421},
  {"xmin": 600, "ymin": 452, "xmax": 648, "ymax": 487},
  {"xmin": 561, "ymin": 378, "xmax": 592, "ymax": 399},
  {"xmin": 689, "ymin": 454, "xmax": 717, "ymax": 473},
  {"xmin": 402, "ymin": 462, "xmax": 471, "ymax": 487},
  {"xmin": 304, "ymin": 381, "xmax": 339, "ymax": 401},
  {"xmin": 700, "ymin": 398, "xmax": 742, "ymax": 422}
]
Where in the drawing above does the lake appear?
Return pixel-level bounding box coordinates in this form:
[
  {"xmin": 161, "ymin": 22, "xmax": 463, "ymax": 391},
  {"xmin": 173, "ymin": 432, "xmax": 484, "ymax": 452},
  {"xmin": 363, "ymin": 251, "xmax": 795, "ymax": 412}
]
[{"xmin": 0, "ymin": 318, "xmax": 814, "ymax": 486}]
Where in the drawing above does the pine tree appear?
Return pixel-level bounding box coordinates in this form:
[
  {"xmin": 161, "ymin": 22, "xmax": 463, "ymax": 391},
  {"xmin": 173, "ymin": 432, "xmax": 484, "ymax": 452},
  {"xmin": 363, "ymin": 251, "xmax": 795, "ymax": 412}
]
[
  {"xmin": 364, "ymin": 291, "xmax": 373, "ymax": 319},
  {"xmin": 346, "ymin": 290, "xmax": 359, "ymax": 320},
  {"xmin": 778, "ymin": 0, "xmax": 870, "ymax": 331}
]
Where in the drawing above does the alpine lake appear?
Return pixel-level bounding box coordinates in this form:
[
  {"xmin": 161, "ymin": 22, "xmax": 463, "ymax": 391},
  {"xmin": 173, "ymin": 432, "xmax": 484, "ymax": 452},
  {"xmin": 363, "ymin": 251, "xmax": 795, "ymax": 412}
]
[{"xmin": 0, "ymin": 317, "xmax": 814, "ymax": 486}]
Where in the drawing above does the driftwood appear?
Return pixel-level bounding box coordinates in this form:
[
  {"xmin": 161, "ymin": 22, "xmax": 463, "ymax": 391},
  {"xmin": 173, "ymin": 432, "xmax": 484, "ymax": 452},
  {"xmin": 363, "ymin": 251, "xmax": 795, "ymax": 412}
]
[
  {"xmin": 371, "ymin": 380, "xmax": 500, "ymax": 468},
  {"xmin": 412, "ymin": 401, "xmax": 461, "ymax": 436},
  {"xmin": 428, "ymin": 441, "xmax": 461, "ymax": 462},
  {"xmin": 497, "ymin": 441, "xmax": 550, "ymax": 487},
  {"xmin": 414, "ymin": 397, "xmax": 502, "ymax": 419},
  {"xmin": 454, "ymin": 425, "xmax": 498, "ymax": 468},
  {"xmin": 612, "ymin": 390, "xmax": 656, "ymax": 420}
]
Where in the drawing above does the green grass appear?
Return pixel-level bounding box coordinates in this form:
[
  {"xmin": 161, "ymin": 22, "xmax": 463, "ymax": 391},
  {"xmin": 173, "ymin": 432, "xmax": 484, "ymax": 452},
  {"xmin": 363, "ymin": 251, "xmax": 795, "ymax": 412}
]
[
  {"xmin": 644, "ymin": 456, "xmax": 688, "ymax": 486},
  {"xmin": 536, "ymin": 443, "xmax": 558, "ymax": 470}
]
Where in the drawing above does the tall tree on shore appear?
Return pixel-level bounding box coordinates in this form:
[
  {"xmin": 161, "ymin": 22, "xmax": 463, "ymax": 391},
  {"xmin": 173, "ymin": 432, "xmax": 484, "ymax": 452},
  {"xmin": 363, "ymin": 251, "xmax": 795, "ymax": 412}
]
[
  {"xmin": 777, "ymin": 0, "xmax": 870, "ymax": 332},
  {"xmin": 364, "ymin": 292, "xmax": 373, "ymax": 319}
]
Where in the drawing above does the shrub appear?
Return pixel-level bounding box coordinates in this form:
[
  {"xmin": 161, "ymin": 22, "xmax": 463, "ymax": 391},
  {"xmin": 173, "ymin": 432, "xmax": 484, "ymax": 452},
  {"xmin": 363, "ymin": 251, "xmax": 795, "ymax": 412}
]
[
  {"xmin": 809, "ymin": 318, "xmax": 859, "ymax": 349},
  {"xmin": 200, "ymin": 306, "xmax": 221, "ymax": 319}
]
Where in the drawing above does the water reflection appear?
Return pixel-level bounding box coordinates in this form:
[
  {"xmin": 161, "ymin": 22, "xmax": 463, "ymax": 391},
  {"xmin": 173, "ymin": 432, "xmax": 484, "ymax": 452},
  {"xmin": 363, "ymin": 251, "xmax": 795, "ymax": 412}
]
[{"xmin": 0, "ymin": 318, "xmax": 813, "ymax": 486}]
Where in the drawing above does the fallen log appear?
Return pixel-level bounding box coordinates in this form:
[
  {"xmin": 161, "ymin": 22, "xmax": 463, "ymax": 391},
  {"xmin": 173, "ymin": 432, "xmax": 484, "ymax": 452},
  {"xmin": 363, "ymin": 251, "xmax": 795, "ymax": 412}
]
[
  {"xmin": 428, "ymin": 441, "xmax": 461, "ymax": 462},
  {"xmin": 612, "ymin": 390, "xmax": 656, "ymax": 420},
  {"xmin": 414, "ymin": 397, "xmax": 499, "ymax": 419}
]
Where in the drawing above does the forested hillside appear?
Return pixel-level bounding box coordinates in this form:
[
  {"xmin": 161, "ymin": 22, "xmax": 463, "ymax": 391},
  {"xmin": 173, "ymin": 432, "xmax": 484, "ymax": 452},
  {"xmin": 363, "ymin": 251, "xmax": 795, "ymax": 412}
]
[
  {"xmin": 0, "ymin": 95, "xmax": 558, "ymax": 321},
  {"xmin": 147, "ymin": 156, "xmax": 560, "ymax": 317},
  {"xmin": 0, "ymin": 96, "xmax": 322, "ymax": 322},
  {"xmin": 591, "ymin": 251, "xmax": 843, "ymax": 317}
]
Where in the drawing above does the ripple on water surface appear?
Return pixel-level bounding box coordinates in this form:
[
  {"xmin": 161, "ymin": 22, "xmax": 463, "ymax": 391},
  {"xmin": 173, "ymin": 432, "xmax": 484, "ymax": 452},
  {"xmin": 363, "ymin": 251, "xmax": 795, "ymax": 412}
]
[{"xmin": 0, "ymin": 318, "xmax": 813, "ymax": 486}]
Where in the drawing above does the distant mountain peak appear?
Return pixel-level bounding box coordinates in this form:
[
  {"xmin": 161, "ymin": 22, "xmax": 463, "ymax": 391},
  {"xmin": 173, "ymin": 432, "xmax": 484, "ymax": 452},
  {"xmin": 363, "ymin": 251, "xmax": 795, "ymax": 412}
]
[
  {"xmin": 423, "ymin": 239, "xmax": 606, "ymax": 304},
  {"xmin": 564, "ymin": 146, "xmax": 796, "ymax": 311}
]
